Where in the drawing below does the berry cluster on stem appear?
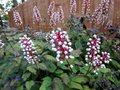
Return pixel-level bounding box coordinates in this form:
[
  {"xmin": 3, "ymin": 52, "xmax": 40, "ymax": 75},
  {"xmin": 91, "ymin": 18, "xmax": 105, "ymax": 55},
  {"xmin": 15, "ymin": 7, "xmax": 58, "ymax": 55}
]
[
  {"xmin": 19, "ymin": 35, "xmax": 39, "ymax": 64},
  {"xmin": 47, "ymin": 28, "xmax": 74, "ymax": 64},
  {"xmin": 85, "ymin": 34, "xmax": 111, "ymax": 74}
]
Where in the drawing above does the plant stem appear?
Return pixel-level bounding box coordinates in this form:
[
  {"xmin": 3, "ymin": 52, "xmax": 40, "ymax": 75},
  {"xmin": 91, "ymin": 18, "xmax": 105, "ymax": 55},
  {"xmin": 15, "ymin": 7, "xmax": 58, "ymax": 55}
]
[
  {"xmin": 66, "ymin": 59, "xmax": 73, "ymax": 73},
  {"xmin": 85, "ymin": 65, "xmax": 92, "ymax": 76}
]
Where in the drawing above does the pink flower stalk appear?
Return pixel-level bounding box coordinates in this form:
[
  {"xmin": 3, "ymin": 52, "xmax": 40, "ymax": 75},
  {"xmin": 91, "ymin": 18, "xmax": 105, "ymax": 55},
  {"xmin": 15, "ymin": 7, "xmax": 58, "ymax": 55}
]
[
  {"xmin": 70, "ymin": 0, "xmax": 77, "ymax": 14},
  {"xmin": 82, "ymin": 0, "xmax": 90, "ymax": 16},
  {"xmin": 48, "ymin": 28, "xmax": 74, "ymax": 63},
  {"xmin": 33, "ymin": 6, "xmax": 42, "ymax": 23},
  {"xmin": 58, "ymin": 6, "xmax": 64, "ymax": 23},
  {"xmin": 48, "ymin": 1, "xmax": 55, "ymax": 16},
  {"xmin": 105, "ymin": 20, "xmax": 112, "ymax": 29},
  {"xmin": 92, "ymin": 0, "xmax": 113, "ymax": 25},
  {"xmin": 19, "ymin": 35, "xmax": 39, "ymax": 64},
  {"xmin": 49, "ymin": 5, "xmax": 64, "ymax": 26},
  {"xmin": 50, "ymin": 12, "xmax": 58, "ymax": 26},
  {"xmin": 85, "ymin": 35, "xmax": 111, "ymax": 74},
  {"xmin": 0, "ymin": 40, "xmax": 4, "ymax": 48},
  {"xmin": 48, "ymin": 1, "xmax": 64, "ymax": 26},
  {"xmin": 13, "ymin": 10, "xmax": 22, "ymax": 26}
]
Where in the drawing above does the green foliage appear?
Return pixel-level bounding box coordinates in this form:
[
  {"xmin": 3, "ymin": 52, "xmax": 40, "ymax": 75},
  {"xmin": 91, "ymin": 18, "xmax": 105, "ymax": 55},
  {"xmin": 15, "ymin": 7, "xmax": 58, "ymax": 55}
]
[
  {"xmin": 2, "ymin": 15, "xmax": 8, "ymax": 20},
  {"xmin": 52, "ymin": 78, "xmax": 64, "ymax": 90},
  {"xmin": 25, "ymin": 80, "xmax": 35, "ymax": 90},
  {"xmin": 68, "ymin": 81, "xmax": 83, "ymax": 90},
  {"xmin": 39, "ymin": 76, "xmax": 52, "ymax": 90},
  {"xmin": 0, "ymin": 30, "xmax": 120, "ymax": 90},
  {"xmin": 60, "ymin": 73, "xmax": 70, "ymax": 85},
  {"xmin": 27, "ymin": 66, "xmax": 37, "ymax": 75}
]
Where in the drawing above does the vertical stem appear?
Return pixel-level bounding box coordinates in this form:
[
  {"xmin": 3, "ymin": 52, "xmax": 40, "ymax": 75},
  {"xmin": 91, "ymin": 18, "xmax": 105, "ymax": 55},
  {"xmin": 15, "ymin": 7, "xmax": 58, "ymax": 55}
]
[
  {"xmin": 66, "ymin": 59, "xmax": 73, "ymax": 72},
  {"xmin": 85, "ymin": 65, "xmax": 92, "ymax": 75}
]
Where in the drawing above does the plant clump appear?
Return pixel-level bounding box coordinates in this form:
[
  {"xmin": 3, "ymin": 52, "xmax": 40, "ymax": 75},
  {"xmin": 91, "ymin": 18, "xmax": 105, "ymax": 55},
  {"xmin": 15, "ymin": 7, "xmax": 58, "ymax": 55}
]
[{"xmin": 85, "ymin": 34, "xmax": 111, "ymax": 74}]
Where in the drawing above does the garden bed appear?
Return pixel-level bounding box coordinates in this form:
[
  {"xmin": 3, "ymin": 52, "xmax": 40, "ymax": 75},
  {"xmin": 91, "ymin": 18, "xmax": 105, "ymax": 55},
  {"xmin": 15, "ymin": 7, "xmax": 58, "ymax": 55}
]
[{"xmin": 0, "ymin": 28, "xmax": 120, "ymax": 90}]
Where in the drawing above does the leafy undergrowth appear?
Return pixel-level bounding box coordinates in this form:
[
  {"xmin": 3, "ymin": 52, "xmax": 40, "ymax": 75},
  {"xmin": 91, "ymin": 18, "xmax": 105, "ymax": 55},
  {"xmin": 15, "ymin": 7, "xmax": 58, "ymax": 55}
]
[{"xmin": 0, "ymin": 30, "xmax": 120, "ymax": 90}]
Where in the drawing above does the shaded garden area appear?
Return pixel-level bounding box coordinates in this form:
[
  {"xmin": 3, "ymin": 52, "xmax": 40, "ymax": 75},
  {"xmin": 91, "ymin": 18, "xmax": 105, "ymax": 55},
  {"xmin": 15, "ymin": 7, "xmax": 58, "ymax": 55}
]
[{"xmin": 0, "ymin": 0, "xmax": 120, "ymax": 90}]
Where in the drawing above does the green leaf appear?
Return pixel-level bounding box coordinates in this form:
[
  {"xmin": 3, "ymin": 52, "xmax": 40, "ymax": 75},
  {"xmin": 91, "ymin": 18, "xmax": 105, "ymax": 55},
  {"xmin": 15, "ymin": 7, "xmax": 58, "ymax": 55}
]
[
  {"xmin": 60, "ymin": 73, "xmax": 70, "ymax": 85},
  {"xmin": 16, "ymin": 85, "xmax": 24, "ymax": 90},
  {"xmin": 22, "ymin": 73, "xmax": 31, "ymax": 81},
  {"xmin": 36, "ymin": 41, "xmax": 49, "ymax": 49},
  {"xmin": 57, "ymin": 63, "xmax": 68, "ymax": 70},
  {"xmin": 44, "ymin": 55, "xmax": 56, "ymax": 62},
  {"xmin": 71, "ymin": 49, "xmax": 81, "ymax": 57},
  {"xmin": 27, "ymin": 66, "xmax": 37, "ymax": 75},
  {"xmin": 52, "ymin": 78, "xmax": 64, "ymax": 90},
  {"xmin": 10, "ymin": 80, "xmax": 16, "ymax": 86},
  {"xmin": 37, "ymin": 63, "xmax": 48, "ymax": 71},
  {"xmin": 106, "ymin": 76, "xmax": 114, "ymax": 83},
  {"xmin": 71, "ymin": 76, "xmax": 88, "ymax": 84},
  {"xmin": 55, "ymin": 69, "xmax": 63, "ymax": 75},
  {"xmin": 39, "ymin": 76, "xmax": 52, "ymax": 90},
  {"xmin": 64, "ymin": 85, "xmax": 73, "ymax": 90},
  {"xmin": 83, "ymin": 85, "xmax": 92, "ymax": 90},
  {"xmin": 111, "ymin": 60, "xmax": 120, "ymax": 69},
  {"xmin": 99, "ymin": 68, "xmax": 111, "ymax": 73},
  {"xmin": 47, "ymin": 62, "xmax": 57, "ymax": 72},
  {"xmin": 69, "ymin": 81, "xmax": 83, "ymax": 90},
  {"xmin": 25, "ymin": 80, "xmax": 35, "ymax": 90},
  {"xmin": 75, "ymin": 40, "xmax": 83, "ymax": 49},
  {"xmin": 79, "ymin": 65, "xmax": 91, "ymax": 74}
]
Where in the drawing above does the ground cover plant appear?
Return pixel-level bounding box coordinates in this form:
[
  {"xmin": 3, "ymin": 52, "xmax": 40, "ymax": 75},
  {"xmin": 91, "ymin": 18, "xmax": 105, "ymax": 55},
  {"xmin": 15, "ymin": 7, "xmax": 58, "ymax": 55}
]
[{"xmin": 0, "ymin": 27, "xmax": 120, "ymax": 90}]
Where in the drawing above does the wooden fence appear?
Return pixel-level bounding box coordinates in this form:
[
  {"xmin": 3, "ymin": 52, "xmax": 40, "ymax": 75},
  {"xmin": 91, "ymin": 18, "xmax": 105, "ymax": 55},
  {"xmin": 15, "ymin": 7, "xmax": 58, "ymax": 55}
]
[{"xmin": 8, "ymin": 0, "xmax": 120, "ymax": 32}]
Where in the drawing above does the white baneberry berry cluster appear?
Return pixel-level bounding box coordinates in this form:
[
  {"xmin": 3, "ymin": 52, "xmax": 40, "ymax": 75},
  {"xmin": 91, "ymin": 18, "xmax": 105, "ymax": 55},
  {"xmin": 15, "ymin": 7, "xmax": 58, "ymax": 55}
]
[
  {"xmin": 48, "ymin": 1, "xmax": 64, "ymax": 26},
  {"xmin": 0, "ymin": 40, "xmax": 5, "ymax": 48},
  {"xmin": 19, "ymin": 35, "xmax": 39, "ymax": 64},
  {"xmin": 70, "ymin": 0, "xmax": 77, "ymax": 15},
  {"xmin": 85, "ymin": 34, "xmax": 111, "ymax": 74},
  {"xmin": 82, "ymin": 0, "xmax": 90, "ymax": 16},
  {"xmin": 48, "ymin": 28, "xmax": 74, "ymax": 64},
  {"xmin": 92, "ymin": 0, "xmax": 113, "ymax": 25}
]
